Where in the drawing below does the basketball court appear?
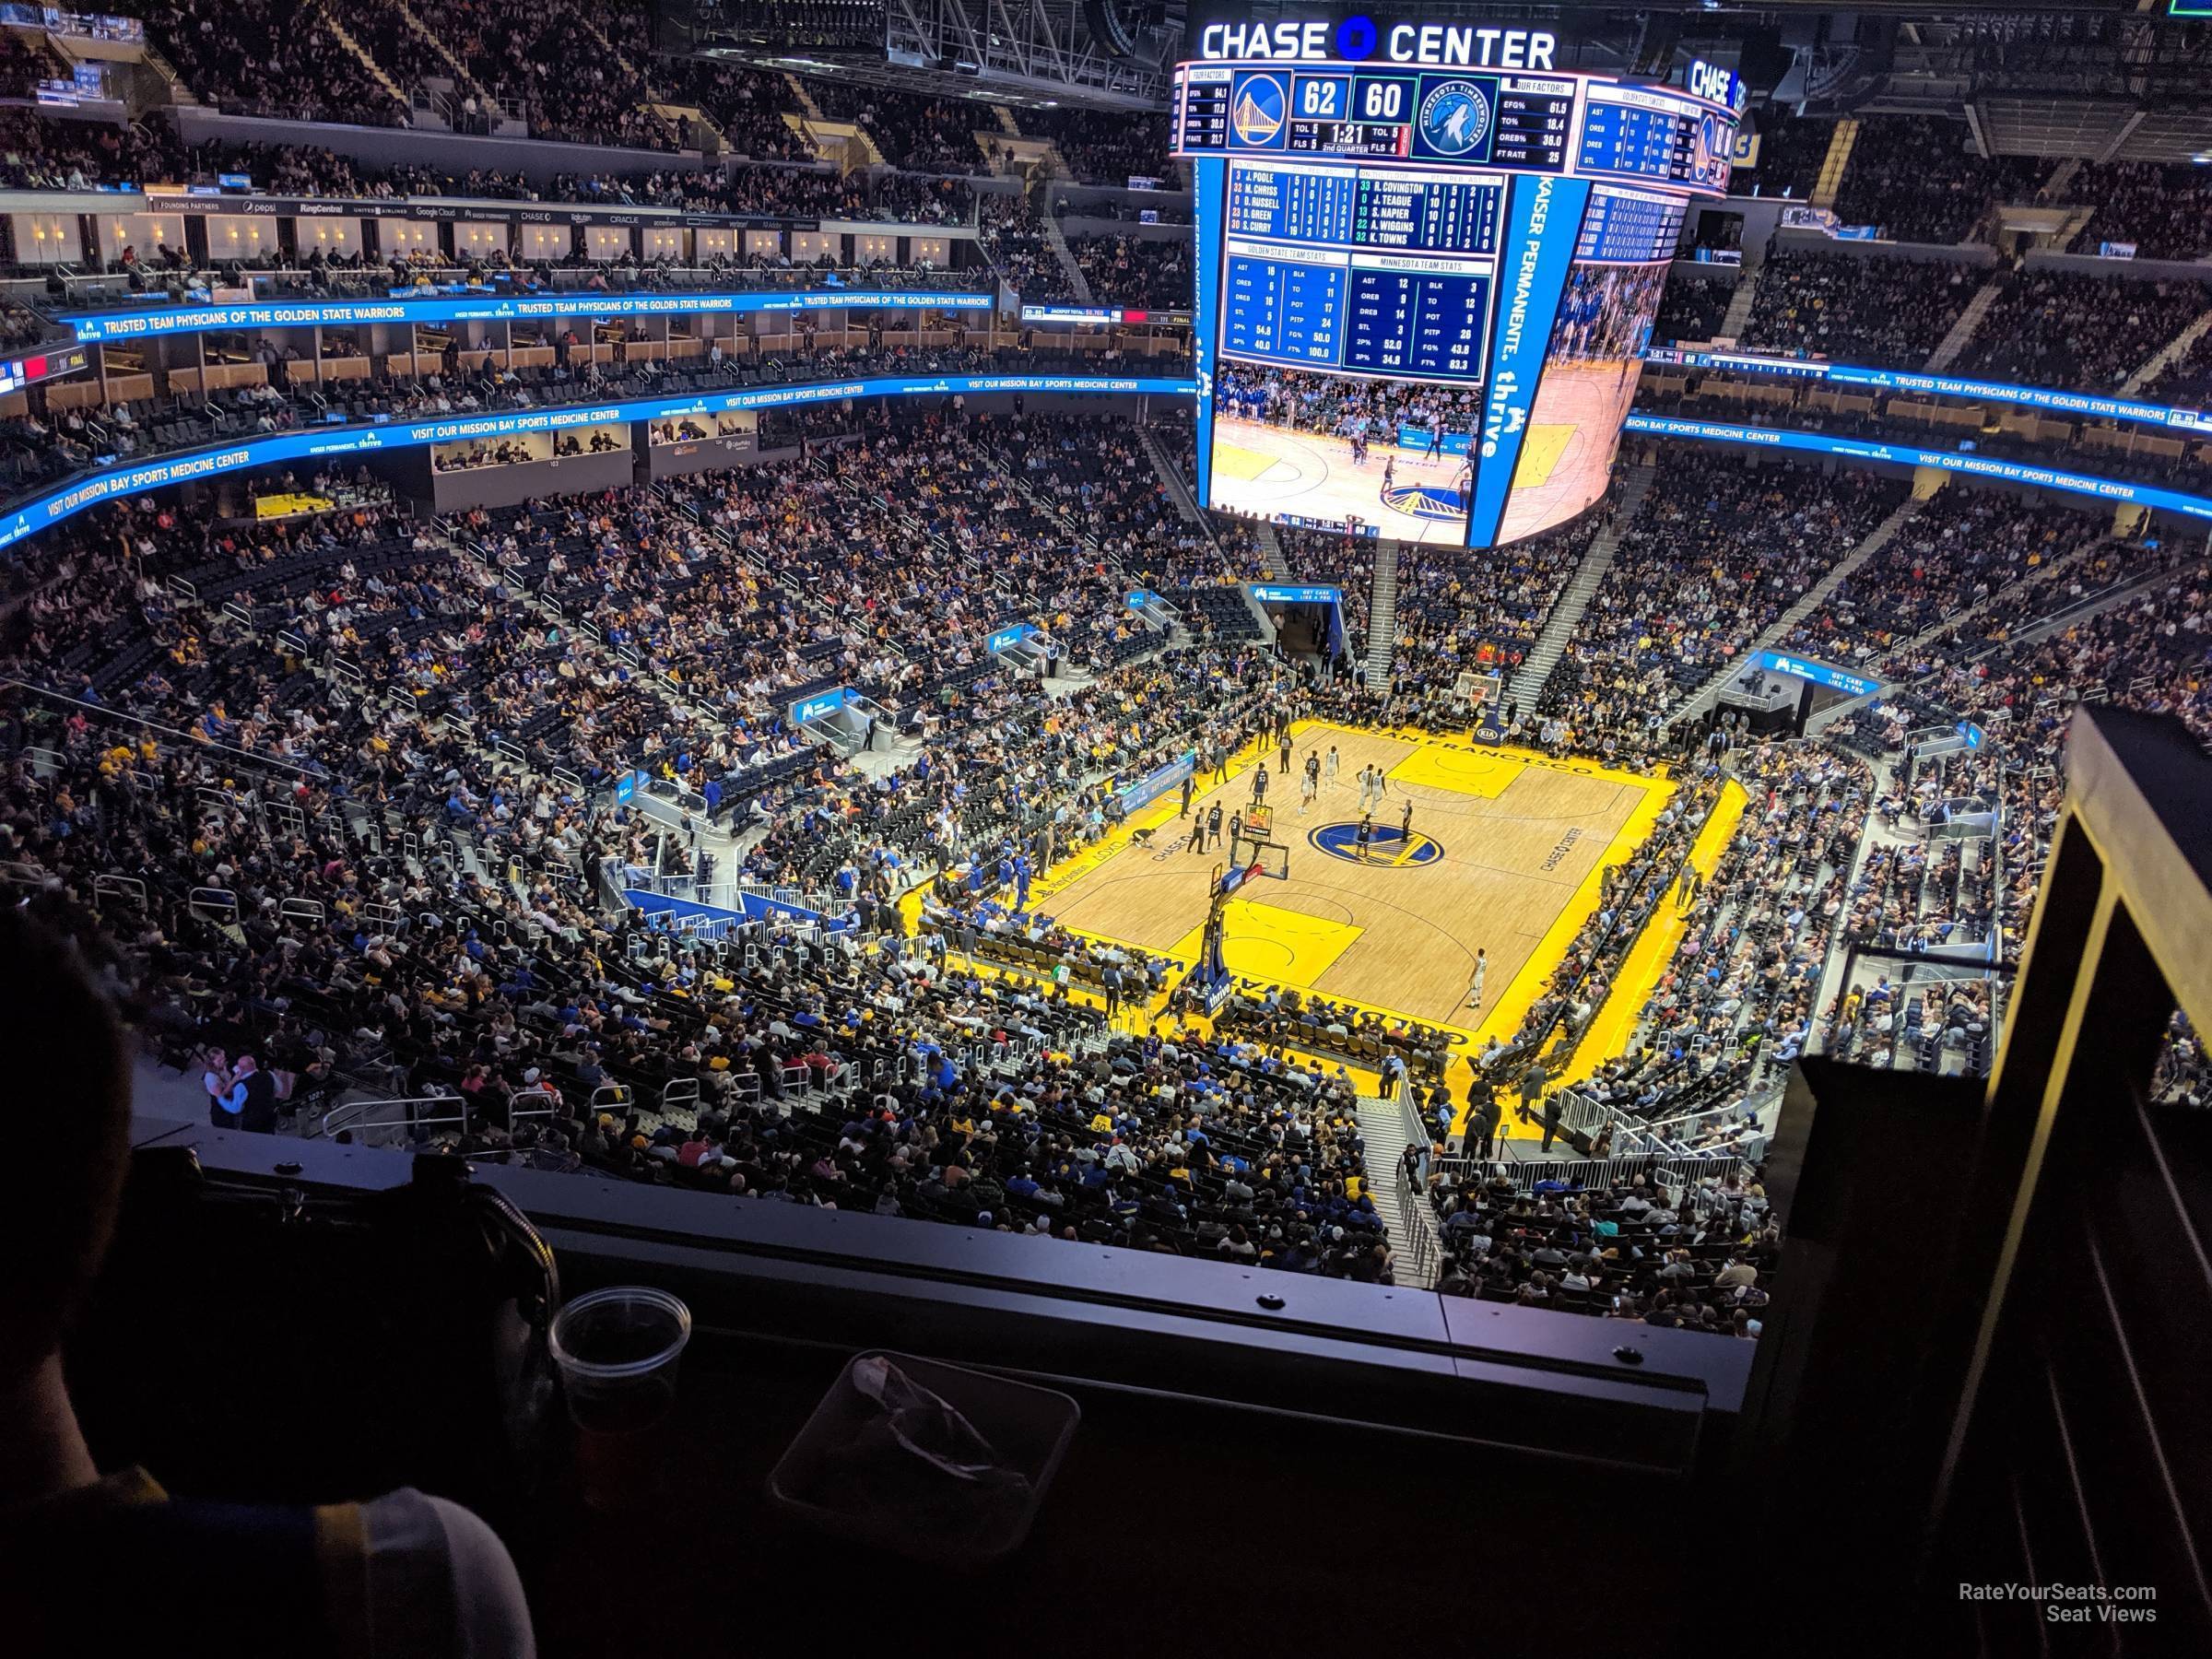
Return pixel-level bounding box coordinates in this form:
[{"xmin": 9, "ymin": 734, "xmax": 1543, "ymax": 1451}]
[
  {"xmin": 1208, "ymin": 360, "xmax": 1636, "ymax": 546},
  {"xmin": 1030, "ymin": 721, "xmax": 1675, "ymax": 1035},
  {"xmin": 1208, "ymin": 419, "xmax": 1473, "ymax": 542},
  {"xmin": 1489, "ymin": 354, "xmax": 1642, "ymax": 546}
]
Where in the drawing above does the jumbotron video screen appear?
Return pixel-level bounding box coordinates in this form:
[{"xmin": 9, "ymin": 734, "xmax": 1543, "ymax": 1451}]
[{"xmin": 1176, "ymin": 20, "xmax": 1741, "ymax": 547}]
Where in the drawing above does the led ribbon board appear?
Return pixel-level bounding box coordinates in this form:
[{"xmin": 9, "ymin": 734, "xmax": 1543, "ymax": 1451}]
[
  {"xmin": 62, "ymin": 289, "xmax": 997, "ymax": 344},
  {"xmin": 0, "ymin": 373, "xmax": 1197, "ymax": 553},
  {"xmin": 1623, "ymin": 413, "xmax": 2212, "ymax": 523}
]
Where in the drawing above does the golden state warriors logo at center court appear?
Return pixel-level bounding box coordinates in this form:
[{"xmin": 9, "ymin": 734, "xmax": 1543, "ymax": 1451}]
[
  {"xmin": 1231, "ymin": 73, "xmax": 1287, "ymax": 145},
  {"xmin": 1310, "ymin": 822, "xmax": 1446, "ymax": 867}
]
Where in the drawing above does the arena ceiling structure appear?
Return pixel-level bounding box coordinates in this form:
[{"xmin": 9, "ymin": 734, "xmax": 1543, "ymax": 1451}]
[{"xmin": 677, "ymin": 1, "xmax": 2212, "ymax": 155}]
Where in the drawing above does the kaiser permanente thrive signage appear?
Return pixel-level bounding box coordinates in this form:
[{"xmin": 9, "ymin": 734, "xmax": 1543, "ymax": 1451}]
[
  {"xmin": 1250, "ymin": 583, "xmax": 1342, "ymax": 606},
  {"xmin": 64, "ymin": 288, "xmax": 996, "ymax": 343},
  {"xmin": 1620, "ymin": 414, "xmax": 2212, "ymax": 523},
  {"xmin": 0, "ymin": 373, "xmax": 1200, "ymax": 553},
  {"xmin": 1641, "ymin": 347, "xmax": 2212, "ymax": 439}
]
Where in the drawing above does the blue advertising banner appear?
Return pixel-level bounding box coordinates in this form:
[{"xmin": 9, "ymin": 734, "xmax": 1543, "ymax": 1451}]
[
  {"xmin": 624, "ymin": 888, "xmax": 849, "ymax": 933},
  {"xmin": 1114, "ymin": 749, "xmax": 1198, "ymax": 817},
  {"xmin": 1125, "ymin": 589, "xmax": 1159, "ymax": 609},
  {"xmin": 63, "ymin": 288, "xmax": 996, "ymax": 343},
  {"xmin": 985, "ymin": 622, "xmax": 1039, "ymax": 654},
  {"xmin": 1622, "ymin": 413, "xmax": 2212, "ymax": 523},
  {"xmin": 1465, "ymin": 174, "xmax": 1593, "ymax": 548},
  {"xmin": 1395, "ymin": 424, "xmax": 1473, "ymax": 456},
  {"xmin": 1250, "ymin": 583, "xmax": 1341, "ymax": 606},
  {"xmin": 1639, "ymin": 347, "xmax": 2212, "ymax": 437},
  {"xmin": 1756, "ymin": 650, "xmax": 1880, "ymax": 699},
  {"xmin": 0, "ymin": 372, "xmax": 1198, "ymax": 553},
  {"xmin": 788, "ymin": 687, "xmax": 853, "ymax": 725}
]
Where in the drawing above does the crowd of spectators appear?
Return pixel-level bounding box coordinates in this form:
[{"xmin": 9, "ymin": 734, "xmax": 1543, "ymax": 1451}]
[
  {"xmin": 1830, "ymin": 117, "xmax": 2041, "ymax": 244},
  {"xmin": 1734, "ymin": 109, "xmax": 1831, "ymax": 199},
  {"xmin": 138, "ymin": 0, "xmax": 409, "ymax": 127},
  {"xmin": 1394, "ymin": 518, "xmax": 1600, "ymax": 681},
  {"xmin": 803, "ymin": 83, "xmax": 993, "ymax": 175},
  {"xmin": 1537, "ymin": 453, "xmax": 1905, "ymax": 743},
  {"xmin": 1775, "ymin": 491, "xmax": 2112, "ymax": 676},
  {"xmin": 1739, "ymin": 251, "xmax": 1983, "ymax": 367},
  {"xmin": 979, "ymin": 191, "xmax": 1063, "ymax": 298},
  {"xmin": 2063, "ymin": 161, "xmax": 2212, "ymax": 262},
  {"xmin": 1955, "ymin": 271, "xmax": 2211, "ymax": 392},
  {"xmin": 1018, "ymin": 107, "xmax": 1178, "ymax": 187},
  {"xmin": 1067, "ymin": 234, "xmax": 1191, "ymax": 310},
  {"xmin": 407, "ymin": 0, "xmax": 678, "ymax": 147},
  {"xmin": 1651, "ymin": 273, "xmax": 1735, "ymax": 347},
  {"xmin": 656, "ymin": 59, "xmax": 815, "ymax": 161}
]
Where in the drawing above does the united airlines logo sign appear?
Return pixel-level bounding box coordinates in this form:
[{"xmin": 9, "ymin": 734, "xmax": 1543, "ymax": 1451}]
[{"xmin": 1418, "ymin": 79, "xmax": 1492, "ymax": 156}]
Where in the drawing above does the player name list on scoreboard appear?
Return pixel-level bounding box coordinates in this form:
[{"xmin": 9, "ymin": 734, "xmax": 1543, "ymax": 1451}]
[
  {"xmin": 1225, "ymin": 159, "xmax": 1503, "ymax": 254},
  {"xmin": 1218, "ymin": 156, "xmax": 1503, "ymax": 381}
]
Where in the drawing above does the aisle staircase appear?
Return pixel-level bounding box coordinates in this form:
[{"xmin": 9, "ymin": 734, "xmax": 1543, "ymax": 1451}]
[
  {"xmin": 1041, "ymin": 209, "xmax": 1092, "ymax": 303},
  {"xmin": 1810, "ymin": 116, "xmax": 1860, "ymax": 210},
  {"xmin": 1252, "ymin": 517, "xmax": 1290, "ymax": 580},
  {"xmin": 2119, "ymin": 305, "xmax": 2212, "ymax": 397},
  {"xmin": 1356, "ymin": 1094, "xmax": 1441, "ymax": 1289},
  {"xmin": 1719, "ymin": 262, "xmax": 1763, "ymax": 340},
  {"xmin": 1667, "ymin": 495, "xmax": 1926, "ymax": 724},
  {"xmin": 1509, "ymin": 461, "xmax": 1655, "ymax": 701},
  {"xmin": 1924, "ymin": 277, "xmax": 2005, "ymax": 372},
  {"xmin": 320, "ymin": 7, "xmax": 410, "ymax": 111},
  {"xmin": 785, "ymin": 73, "xmax": 824, "ymax": 120},
  {"xmin": 1364, "ymin": 539, "xmax": 1399, "ymax": 685},
  {"xmin": 394, "ymin": 0, "xmax": 489, "ymax": 100}
]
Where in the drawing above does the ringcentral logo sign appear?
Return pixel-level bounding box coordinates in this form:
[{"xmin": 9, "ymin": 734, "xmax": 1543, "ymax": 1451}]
[{"xmin": 1196, "ymin": 16, "xmax": 1557, "ymax": 69}]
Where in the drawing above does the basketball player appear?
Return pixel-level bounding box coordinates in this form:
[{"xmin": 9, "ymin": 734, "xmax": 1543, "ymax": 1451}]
[
  {"xmin": 1355, "ymin": 815, "xmax": 1374, "ymax": 862},
  {"xmin": 1299, "ymin": 762, "xmax": 1317, "ymax": 815},
  {"xmin": 1324, "ymin": 745, "xmax": 1339, "ymax": 787},
  {"xmin": 1252, "ymin": 763, "xmax": 1269, "ymax": 808},
  {"xmin": 1466, "ymin": 947, "xmax": 1488, "ymax": 1010}
]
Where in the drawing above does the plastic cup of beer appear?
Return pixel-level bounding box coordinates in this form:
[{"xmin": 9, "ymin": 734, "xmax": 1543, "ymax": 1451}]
[{"xmin": 550, "ymin": 1287, "xmax": 692, "ymax": 1510}]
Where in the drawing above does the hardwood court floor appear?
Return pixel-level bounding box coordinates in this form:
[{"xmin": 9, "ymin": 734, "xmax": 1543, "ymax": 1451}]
[{"xmin": 1035, "ymin": 722, "xmax": 1672, "ymax": 1031}]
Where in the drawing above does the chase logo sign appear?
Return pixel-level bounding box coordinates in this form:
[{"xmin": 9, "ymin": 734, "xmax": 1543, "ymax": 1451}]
[
  {"xmin": 1310, "ymin": 821, "xmax": 1444, "ymax": 866},
  {"xmin": 1197, "ymin": 18, "xmax": 1557, "ymax": 69}
]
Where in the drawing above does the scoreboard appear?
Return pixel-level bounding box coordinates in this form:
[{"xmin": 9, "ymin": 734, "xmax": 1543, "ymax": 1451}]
[
  {"xmin": 1175, "ymin": 64, "xmax": 1733, "ymax": 193},
  {"xmin": 1182, "ymin": 53, "xmax": 1737, "ymax": 550}
]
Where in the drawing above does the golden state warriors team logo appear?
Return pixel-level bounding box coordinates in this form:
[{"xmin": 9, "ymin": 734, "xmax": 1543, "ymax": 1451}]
[
  {"xmin": 1232, "ymin": 73, "xmax": 1287, "ymax": 146},
  {"xmin": 1381, "ymin": 475, "xmax": 1473, "ymax": 522},
  {"xmin": 1310, "ymin": 822, "xmax": 1446, "ymax": 867}
]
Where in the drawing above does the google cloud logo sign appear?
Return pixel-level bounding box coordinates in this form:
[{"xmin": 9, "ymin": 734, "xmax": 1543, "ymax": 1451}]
[{"xmin": 1336, "ymin": 16, "xmax": 1377, "ymax": 59}]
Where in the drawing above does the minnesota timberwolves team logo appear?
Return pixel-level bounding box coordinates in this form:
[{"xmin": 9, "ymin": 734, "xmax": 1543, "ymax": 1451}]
[
  {"xmin": 1310, "ymin": 822, "xmax": 1447, "ymax": 866},
  {"xmin": 1231, "ymin": 73, "xmax": 1287, "ymax": 146},
  {"xmin": 1418, "ymin": 79, "xmax": 1493, "ymax": 157}
]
